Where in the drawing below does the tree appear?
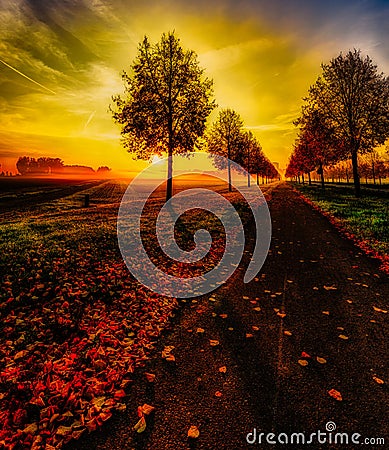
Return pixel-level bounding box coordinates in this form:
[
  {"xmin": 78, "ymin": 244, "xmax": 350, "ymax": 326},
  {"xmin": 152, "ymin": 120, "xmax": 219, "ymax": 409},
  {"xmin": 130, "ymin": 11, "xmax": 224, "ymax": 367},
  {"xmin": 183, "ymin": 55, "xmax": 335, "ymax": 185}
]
[
  {"xmin": 111, "ymin": 31, "xmax": 215, "ymax": 201},
  {"xmin": 309, "ymin": 49, "xmax": 389, "ymax": 197},
  {"xmin": 206, "ymin": 108, "xmax": 244, "ymax": 191}
]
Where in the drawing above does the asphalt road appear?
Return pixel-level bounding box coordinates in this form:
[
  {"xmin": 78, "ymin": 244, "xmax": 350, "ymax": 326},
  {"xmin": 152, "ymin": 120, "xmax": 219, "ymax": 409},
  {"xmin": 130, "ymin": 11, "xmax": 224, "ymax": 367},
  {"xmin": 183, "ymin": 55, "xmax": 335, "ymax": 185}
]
[{"xmin": 66, "ymin": 182, "xmax": 388, "ymax": 450}]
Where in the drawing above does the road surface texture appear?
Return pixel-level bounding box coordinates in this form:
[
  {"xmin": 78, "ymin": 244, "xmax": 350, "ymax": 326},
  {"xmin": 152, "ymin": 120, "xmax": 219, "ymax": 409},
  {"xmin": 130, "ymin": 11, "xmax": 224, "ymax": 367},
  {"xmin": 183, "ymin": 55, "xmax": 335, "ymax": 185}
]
[{"xmin": 66, "ymin": 183, "xmax": 388, "ymax": 450}]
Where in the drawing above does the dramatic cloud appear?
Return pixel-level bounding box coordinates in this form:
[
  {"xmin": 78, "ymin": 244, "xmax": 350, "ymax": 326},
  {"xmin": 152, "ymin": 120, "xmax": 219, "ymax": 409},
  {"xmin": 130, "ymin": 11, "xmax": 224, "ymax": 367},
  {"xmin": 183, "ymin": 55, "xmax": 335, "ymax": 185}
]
[{"xmin": 0, "ymin": 0, "xmax": 388, "ymax": 173}]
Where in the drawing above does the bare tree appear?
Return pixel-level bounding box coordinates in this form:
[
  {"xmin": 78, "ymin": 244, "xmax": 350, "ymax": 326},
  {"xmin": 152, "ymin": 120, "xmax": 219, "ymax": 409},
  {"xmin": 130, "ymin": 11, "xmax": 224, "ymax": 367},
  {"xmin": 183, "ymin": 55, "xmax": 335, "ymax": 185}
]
[{"xmin": 111, "ymin": 32, "xmax": 215, "ymax": 200}]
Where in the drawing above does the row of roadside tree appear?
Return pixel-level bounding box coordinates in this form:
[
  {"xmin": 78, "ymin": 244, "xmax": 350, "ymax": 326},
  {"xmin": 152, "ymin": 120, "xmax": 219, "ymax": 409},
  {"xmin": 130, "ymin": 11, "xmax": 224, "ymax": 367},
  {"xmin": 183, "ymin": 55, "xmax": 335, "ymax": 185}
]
[
  {"xmin": 285, "ymin": 49, "xmax": 389, "ymax": 196},
  {"xmin": 110, "ymin": 32, "xmax": 278, "ymax": 200}
]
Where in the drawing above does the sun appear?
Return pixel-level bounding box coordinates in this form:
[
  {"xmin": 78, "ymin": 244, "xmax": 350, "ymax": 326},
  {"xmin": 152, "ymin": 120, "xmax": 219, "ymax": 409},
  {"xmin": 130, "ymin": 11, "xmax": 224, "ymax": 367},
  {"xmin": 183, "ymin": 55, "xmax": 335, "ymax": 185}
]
[{"xmin": 151, "ymin": 154, "xmax": 163, "ymax": 164}]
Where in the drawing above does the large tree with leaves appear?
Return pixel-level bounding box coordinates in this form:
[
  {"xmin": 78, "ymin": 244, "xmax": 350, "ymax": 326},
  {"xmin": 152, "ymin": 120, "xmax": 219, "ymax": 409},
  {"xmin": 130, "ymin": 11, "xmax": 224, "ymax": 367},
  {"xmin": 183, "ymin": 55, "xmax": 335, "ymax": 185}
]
[
  {"xmin": 111, "ymin": 32, "xmax": 215, "ymax": 200},
  {"xmin": 308, "ymin": 49, "xmax": 389, "ymax": 197},
  {"xmin": 206, "ymin": 108, "xmax": 245, "ymax": 191}
]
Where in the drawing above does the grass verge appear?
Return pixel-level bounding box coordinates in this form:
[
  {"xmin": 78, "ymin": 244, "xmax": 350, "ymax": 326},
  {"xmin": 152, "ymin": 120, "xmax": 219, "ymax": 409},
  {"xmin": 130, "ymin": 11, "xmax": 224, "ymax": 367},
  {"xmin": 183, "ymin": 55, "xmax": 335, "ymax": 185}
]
[{"xmin": 292, "ymin": 182, "xmax": 389, "ymax": 274}]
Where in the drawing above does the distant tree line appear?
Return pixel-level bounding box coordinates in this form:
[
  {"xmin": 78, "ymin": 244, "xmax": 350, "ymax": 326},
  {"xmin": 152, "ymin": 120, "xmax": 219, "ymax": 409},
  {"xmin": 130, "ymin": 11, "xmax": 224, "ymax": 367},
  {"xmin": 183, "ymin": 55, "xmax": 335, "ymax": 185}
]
[
  {"xmin": 15, "ymin": 156, "xmax": 111, "ymax": 176},
  {"xmin": 286, "ymin": 49, "xmax": 389, "ymax": 196}
]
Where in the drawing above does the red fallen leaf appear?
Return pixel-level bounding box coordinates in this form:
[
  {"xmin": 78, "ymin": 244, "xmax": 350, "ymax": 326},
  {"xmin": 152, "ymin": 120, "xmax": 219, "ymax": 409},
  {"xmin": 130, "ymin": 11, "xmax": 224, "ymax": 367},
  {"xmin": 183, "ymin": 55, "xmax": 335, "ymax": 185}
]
[
  {"xmin": 215, "ymin": 391, "xmax": 223, "ymax": 397},
  {"xmin": 328, "ymin": 389, "xmax": 342, "ymax": 401},
  {"xmin": 114, "ymin": 389, "xmax": 126, "ymax": 399},
  {"xmin": 301, "ymin": 352, "xmax": 311, "ymax": 358}
]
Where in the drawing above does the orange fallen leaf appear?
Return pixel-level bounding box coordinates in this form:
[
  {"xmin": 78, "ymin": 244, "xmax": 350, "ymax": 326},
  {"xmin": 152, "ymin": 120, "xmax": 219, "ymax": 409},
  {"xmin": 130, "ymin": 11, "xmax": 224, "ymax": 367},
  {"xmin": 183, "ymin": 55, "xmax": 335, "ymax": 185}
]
[
  {"xmin": 140, "ymin": 404, "xmax": 155, "ymax": 416},
  {"xmin": 316, "ymin": 357, "xmax": 327, "ymax": 364},
  {"xmin": 188, "ymin": 425, "xmax": 200, "ymax": 439},
  {"xmin": 253, "ymin": 307, "xmax": 261, "ymax": 312},
  {"xmin": 134, "ymin": 416, "xmax": 146, "ymax": 433},
  {"xmin": 338, "ymin": 334, "xmax": 349, "ymax": 340},
  {"xmin": 373, "ymin": 306, "xmax": 387, "ymax": 314},
  {"xmin": 324, "ymin": 285, "xmax": 337, "ymax": 291},
  {"xmin": 219, "ymin": 366, "xmax": 227, "ymax": 373},
  {"xmin": 196, "ymin": 328, "xmax": 205, "ymax": 334},
  {"xmin": 215, "ymin": 391, "xmax": 223, "ymax": 397},
  {"xmin": 328, "ymin": 389, "xmax": 342, "ymax": 401},
  {"xmin": 277, "ymin": 312, "xmax": 286, "ymax": 318},
  {"xmin": 283, "ymin": 330, "xmax": 292, "ymax": 336},
  {"xmin": 219, "ymin": 314, "xmax": 228, "ymax": 319},
  {"xmin": 373, "ymin": 376, "xmax": 384, "ymax": 385},
  {"xmin": 252, "ymin": 326, "xmax": 260, "ymax": 331},
  {"xmin": 322, "ymin": 311, "xmax": 330, "ymax": 316},
  {"xmin": 145, "ymin": 373, "xmax": 155, "ymax": 382},
  {"xmin": 243, "ymin": 296, "xmax": 249, "ymax": 300},
  {"xmin": 162, "ymin": 346, "xmax": 175, "ymax": 358},
  {"xmin": 298, "ymin": 359, "xmax": 308, "ymax": 367},
  {"xmin": 209, "ymin": 339, "xmax": 219, "ymax": 346},
  {"xmin": 246, "ymin": 333, "xmax": 254, "ymax": 338}
]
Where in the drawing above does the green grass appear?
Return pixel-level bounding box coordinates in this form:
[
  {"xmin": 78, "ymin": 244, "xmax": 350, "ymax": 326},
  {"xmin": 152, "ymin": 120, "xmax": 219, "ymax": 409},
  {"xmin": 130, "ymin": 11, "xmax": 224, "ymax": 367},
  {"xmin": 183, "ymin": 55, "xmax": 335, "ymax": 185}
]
[{"xmin": 293, "ymin": 182, "xmax": 389, "ymax": 256}]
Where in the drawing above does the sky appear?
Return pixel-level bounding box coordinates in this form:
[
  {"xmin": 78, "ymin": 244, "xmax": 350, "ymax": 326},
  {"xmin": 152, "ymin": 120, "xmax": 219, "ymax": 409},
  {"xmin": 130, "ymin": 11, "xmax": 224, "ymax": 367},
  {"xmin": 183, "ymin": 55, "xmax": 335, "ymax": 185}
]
[{"xmin": 0, "ymin": 0, "xmax": 388, "ymax": 175}]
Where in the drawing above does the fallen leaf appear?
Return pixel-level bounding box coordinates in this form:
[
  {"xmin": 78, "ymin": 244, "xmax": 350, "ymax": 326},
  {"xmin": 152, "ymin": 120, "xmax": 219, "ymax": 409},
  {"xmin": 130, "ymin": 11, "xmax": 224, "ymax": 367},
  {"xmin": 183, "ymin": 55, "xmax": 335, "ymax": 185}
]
[
  {"xmin": 140, "ymin": 404, "xmax": 155, "ymax": 415},
  {"xmin": 243, "ymin": 296, "xmax": 249, "ymax": 300},
  {"xmin": 219, "ymin": 366, "xmax": 227, "ymax": 373},
  {"xmin": 145, "ymin": 373, "xmax": 155, "ymax": 382},
  {"xmin": 134, "ymin": 416, "xmax": 146, "ymax": 433},
  {"xmin": 373, "ymin": 306, "xmax": 387, "ymax": 314},
  {"xmin": 316, "ymin": 357, "xmax": 327, "ymax": 364},
  {"xmin": 219, "ymin": 314, "xmax": 228, "ymax": 319},
  {"xmin": 322, "ymin": 311, "xmax": 330, "ymax": 315},
  {"xmin": 252, "ymin": 326, "xmax": 260, "ymax": 331},
  {"xmin": 253, "ymin": 307, "xmax": 261, "ymax": 312},
  {"xmin": 298, "ymin": 359, "xmax": 308, "ymax": 367},
  {"xmin": 209, "ymin": 339, "xmax": 219, "ymax": 346},
  {"xmin": 196, "ymin": 328, "xmax": 205, "ymax": 334},
  {"xmin": 188, "ymin": 425, "xmax": 200, "ymax": 439},
  {"xmin": 328, "ymin": 389, "xmax": 342, "ymax": 401},
  {"xmin": 373, "ymin": 376, "xmax": 384, "ymax": 385},
  {"xmin": 283, "ymin": 330, "xmax": 292, "ymax": 336},
  {"xmin": 215, "ymin": 391, "xmax": 223, "ymax": 397},
  {"xmin": 246, "ymin": 333, "xmax": 254, "ymax": 338},
  {"xmin": 324, "ymin": 285, "xmax": 337, "ymax": 291},
  {"xmin": 277, "ymin": 312, "xmax": 286, "ymax": 318},
  {"xmin": 338, "ymin": 334, "xmax": 349, "ymax": 340},
  {"xmin": 301, "ymin": 352, "xmax": 311, "ymax": 358}
]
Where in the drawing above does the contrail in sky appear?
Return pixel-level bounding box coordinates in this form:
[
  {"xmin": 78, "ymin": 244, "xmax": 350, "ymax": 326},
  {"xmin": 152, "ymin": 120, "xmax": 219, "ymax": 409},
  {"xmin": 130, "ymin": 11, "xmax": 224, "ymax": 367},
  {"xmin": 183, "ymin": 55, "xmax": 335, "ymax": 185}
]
[
  {"xmin": 0, "ymin": 58, "xmax": 57, "ymax": 95},
  {"xmin": 84, "ymin": 110, "xmax": 96, "ymax": 130}
]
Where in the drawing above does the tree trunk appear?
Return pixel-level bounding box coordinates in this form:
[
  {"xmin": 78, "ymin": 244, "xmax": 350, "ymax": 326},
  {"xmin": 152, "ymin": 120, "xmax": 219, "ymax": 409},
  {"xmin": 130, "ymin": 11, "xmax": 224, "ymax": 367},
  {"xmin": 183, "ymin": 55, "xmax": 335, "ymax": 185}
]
[
  {"xmin": 372, "ymin": 162, "xmax": 376, "ymax": 185},
  {"xmin": 256, "ymin": 172, "xmax": 259, "ymax": 185},
  {"xmin": 308, "ymin": 172, "xmax": 311, "ymax": 185},
  {"xmin": 302, "ymin": 173, "xmax": 305, "ymax": 184},
  {"xmin": 297, "ymin": 175, "xmax": 300, "ymax": 184},
  {"xmin": 166, "ymin": 111, "xmax": 174, "ymax": 201},
  {"xmin": 247, "ymin": 146, "xmax": 251, "ymax": 187},
  {"xmin": 227, "ymin": 143, "xmax": 232, "ymax": 192},
  {"xmin": 346, "ymin": 168, "xmax": 349, "ymax": 183},
  {"xmin": 351, "ymin": 150, "xmax": 361, "ymax": 197},
  {"xmin": 166, "ymin": 148, "xmax": 173, "ymax": 201},
  {"xmin": 319, "ymin": 162, "xmax": 325, "ymax": 190}
]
